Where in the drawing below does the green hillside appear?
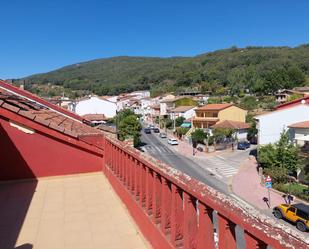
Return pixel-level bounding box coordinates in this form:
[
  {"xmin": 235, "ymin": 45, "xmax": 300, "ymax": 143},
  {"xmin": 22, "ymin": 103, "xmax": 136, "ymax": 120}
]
[{"xmin": 18, "ymin": 45, "xmax": 309, "ymax": 97}]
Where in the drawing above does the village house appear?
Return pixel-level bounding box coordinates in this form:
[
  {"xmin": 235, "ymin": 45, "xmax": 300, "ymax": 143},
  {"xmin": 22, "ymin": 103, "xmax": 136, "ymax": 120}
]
[
  {"xmin": 255, "ymin": 103, "xmax": 309, "ymax": 145},
  {"xmin": 69, "ymin": 95, "xmax": 117, "ymax": 118},
  {"xmin": 169, "ymin": 106, "xmax": 196, "ymax": 120},
  {"xmin": 192, "ymin": 103, "xmax": 247, "ymax": 129}
]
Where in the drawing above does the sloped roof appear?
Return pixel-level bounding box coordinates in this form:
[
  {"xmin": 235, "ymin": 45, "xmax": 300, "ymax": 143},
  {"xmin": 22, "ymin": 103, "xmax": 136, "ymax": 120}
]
[
  {"xmin": 289, "ymin": 121, "xmax": 309, "ymax": 129},
  {"xmin": 82, "ymin": 114, "xmax": 108, "ymax": 122},
  {"xmin": 276, "ymin": 95, "xmax": 309, "ymax": 110},
  {"xmin": 196, "ymin": 103, "xmax": 234, "ymax": 111},
  {"xmin": 211, "ymin": 120, "xmax": 250, "ymax": 129},
  {"xmin": 0, "ymin": 85, "xmax": 102, "ymax": 137},
  {"xmin": 170, "ymin": 106, "xmax": 195, "ymax": 113},
  {"xmin": 0, "ymin": 80, "xmax": 84, "ymax": 122}
]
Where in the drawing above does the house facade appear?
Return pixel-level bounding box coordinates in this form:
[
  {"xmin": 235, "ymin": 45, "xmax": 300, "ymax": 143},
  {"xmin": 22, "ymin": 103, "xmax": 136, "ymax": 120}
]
[
  {"xmin": 255, "ymin": 104, "xmax": 309, "ymax": 145},
  {"xmin": 71, "ymin": 96, "xmax": 117, "ymax": 118},
  {"xmin": 169, "ymin": 106, "xmax": 196, "ymax": 120},
  {"xmin": 192, "ymin": 104, "xmax": 247, "ymax": 129}
]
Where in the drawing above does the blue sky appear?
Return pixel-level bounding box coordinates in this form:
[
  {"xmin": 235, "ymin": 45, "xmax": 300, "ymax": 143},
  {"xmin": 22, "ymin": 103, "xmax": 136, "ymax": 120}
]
[{"xmin": 1, "ymin": 0, "xmax": 309, "ymax": 79}]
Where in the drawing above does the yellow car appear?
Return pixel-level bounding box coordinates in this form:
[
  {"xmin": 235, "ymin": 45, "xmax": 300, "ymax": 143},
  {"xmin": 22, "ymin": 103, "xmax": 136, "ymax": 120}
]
[{"xmin": 273, "ymin": 203, "xmax": 309, "ymax": 232}]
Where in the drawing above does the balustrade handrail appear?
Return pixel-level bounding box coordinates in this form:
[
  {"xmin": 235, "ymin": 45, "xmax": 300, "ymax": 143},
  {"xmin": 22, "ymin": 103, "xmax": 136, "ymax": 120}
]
[{"xmin": 104, "ymin": 136, "xmax": 309, "ymax": 249}]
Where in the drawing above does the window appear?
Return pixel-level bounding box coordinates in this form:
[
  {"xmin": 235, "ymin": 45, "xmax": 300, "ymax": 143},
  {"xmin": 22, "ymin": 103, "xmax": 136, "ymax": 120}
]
[
  {"xmin": 296, "ymin": 209, "xmax": 309, "ymax": 220},
  {"xmin": 287, "ymin": 207, "xmax": 296, "ymax": 213}
]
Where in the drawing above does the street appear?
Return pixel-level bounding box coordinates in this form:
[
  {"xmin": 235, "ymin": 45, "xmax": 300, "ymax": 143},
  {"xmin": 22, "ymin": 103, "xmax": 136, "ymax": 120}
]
[
  {"xmin": 140, "ymin": 130, "xmax": 231, "ymax": 194},
  {"xmin": 140, "ymin": 129, "xmax": 252, "ymax": 196}
]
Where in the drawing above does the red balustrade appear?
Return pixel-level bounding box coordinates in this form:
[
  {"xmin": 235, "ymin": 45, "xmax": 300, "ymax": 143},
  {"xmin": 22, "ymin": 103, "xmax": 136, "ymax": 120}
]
[{"xmin": 103, "ymin": 137, "xmax": 308, "ymax": 249}]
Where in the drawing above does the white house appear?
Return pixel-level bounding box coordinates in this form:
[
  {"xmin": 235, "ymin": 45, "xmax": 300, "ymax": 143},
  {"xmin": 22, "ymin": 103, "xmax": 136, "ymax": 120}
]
[
  {"xmin": 71, "ymin": 96, "xmax": 117, "ymax": 118},
  {"xmin": 169, "ymin": 106, "xmax": 197, "ymax": 120},
  {"xmin": 255, "ymin": 104, "xmax": 309, "ymax": 145}
]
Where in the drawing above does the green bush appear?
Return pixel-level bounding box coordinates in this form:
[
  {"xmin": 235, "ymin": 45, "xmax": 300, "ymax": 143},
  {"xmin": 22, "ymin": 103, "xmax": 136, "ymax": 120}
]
[
  {"xmin": 264, "ymin": 167, "xmax": 288, "ymax": 184},
  {"xmin": 274, "ymin": 183, "xmax": 309, "ymax": 202}
]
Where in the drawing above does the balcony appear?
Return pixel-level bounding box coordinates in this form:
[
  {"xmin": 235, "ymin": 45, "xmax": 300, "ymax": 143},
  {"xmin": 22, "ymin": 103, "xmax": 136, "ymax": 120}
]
[{"xmin": 0, "ymin": 173, "xmax": 149, "ymax": 249}]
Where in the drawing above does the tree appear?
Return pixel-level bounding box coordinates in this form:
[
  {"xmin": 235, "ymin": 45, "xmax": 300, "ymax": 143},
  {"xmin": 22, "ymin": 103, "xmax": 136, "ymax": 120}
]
[
  {"xmin": 118, "ymin": 115, "xmax": 142, "ymax": 147},
  {"xmin": 258, "ymin": 130, "xmax": 301, "ymax": 178},
  {"xmin": 240, "ymin": 96, "xmax": 258, "ymax": 111},
  {"xmin": 176, "ymin": 127, "xmax": 189, "ymax": 139},
  {"xmin": 212, "ymin": 128, "xmax": 236, "ymax": 143},
  {"xmin": 116, "ymin": 109, "xmax": 142, "ymax": 147},
  {"xmin": 191, "ymin": 129, "xmax": 208, "ymax": 144},
  {"xmin": 246, "ymin": 114, "xmax": 258, "ymax": 141},
  {"xmin": 175, "ymin": 117, "xmax": 185, "ymax": 127}
]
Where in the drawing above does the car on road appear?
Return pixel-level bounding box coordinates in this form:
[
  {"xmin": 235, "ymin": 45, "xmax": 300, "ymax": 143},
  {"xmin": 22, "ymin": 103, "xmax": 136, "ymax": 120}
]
[
  {"xmin": 153, "ymin": 128, "xmax": 160, "ymax": 133},
  {"xmin": 144, "ymin": 128, "xmax": 151, "ymax": 134},
  {"xmin": 273, "ymin": 203, "xmax": 309, "ymax": 232},
  {"xmin": 237, "ymin": 141, "xmax": 250, "ymax": 150},
  {"xmin": 159, "ymin": 132, "xmax": 167, "ymax": 138},
  {"xmin": 148, "ymin": 124, "xmax": 155, "ymax": 130},
  {"xmin": 168, "ymin": 138, "xmax": 179, "ymax": 145}
]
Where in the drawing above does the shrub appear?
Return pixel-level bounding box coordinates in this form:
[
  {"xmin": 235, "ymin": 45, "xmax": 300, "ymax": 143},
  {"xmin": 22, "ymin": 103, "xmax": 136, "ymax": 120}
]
[{"xmin": 264, "ymin": 167, "xmax": 288, "ymax": 184}]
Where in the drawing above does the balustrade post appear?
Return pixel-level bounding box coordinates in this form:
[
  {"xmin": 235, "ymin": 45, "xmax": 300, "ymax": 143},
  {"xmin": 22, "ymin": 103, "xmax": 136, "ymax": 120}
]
[
  {"xmin": 244, "ymin": 230, "xmax": 267, "ymax": 249},
  {"xmin": 130, "ymin": 156, "xmax": 135, "ymax": 193},
  {"xmin": 134, "ymin": 159, "xmax": 139, "ymax": 198},
  {"xmin": 146, "ymin": 167, "xmax": 153, "ymax": 215},
  {"xmin": 161, "ymin": 178, "xmax": 171, "ymax": 235},
  {"xmin": 117, "ymin": 147, "xmax": 120, "ymax": 176},
  {"xmin": 122, "ymin": 150, "xmax": 126, "ymax": 182},
  {"xmin": 197, "ymin": 203, "xmax": 215, "ymax": 249},
  {"xmin": 183, "ymin": 192, "xmax": 198, "ymax": 249},
  {"xmin": 171, "ymin": 184, "xmax": 184, "ymax": 246},
  {"xmin": 139, "ymin": 164, "xmax": 146, "ymax": 207},
  {"xmin": 218, "ymin": 213, "xmax": 236, "ymax": 249},
  {"xmin": 111, "ymin": 145, "xmax": 115, "ymax": 172},
  {"xmin": 125, "ymin": 154, "xmax": 129, "ymax": 188},
  {"xmin": 152, "ymin": 172, "xmax": 162, "ymax": 224}
]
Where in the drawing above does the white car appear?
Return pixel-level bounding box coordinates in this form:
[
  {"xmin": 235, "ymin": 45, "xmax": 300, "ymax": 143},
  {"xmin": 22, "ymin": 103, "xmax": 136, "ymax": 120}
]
[{"xmin": 167, "ymin": 138, "xmax": 178, "ymax": 145}]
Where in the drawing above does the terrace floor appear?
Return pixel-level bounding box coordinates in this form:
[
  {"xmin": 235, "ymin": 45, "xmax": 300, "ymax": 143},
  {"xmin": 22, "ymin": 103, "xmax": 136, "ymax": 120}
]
[{"xmin": 0, "ymin": 172, "xmax": 150, "ymax": 249}]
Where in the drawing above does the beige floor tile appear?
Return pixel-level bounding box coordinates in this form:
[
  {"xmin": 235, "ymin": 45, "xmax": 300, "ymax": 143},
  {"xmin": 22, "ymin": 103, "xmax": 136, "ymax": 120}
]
[{"xmin": 1, "ymin": 173, "xmax": 151, "ymax": 249}]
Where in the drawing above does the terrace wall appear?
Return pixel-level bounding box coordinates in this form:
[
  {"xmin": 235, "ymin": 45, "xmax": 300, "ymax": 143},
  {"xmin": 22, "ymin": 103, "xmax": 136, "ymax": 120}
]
[
  {"xmin": 103, "ymin": 136, "xmax": 309, "ymax": 249},
  {"xmin": 0, "ymin": 112, "xmax": 103, "ymax": 180}
]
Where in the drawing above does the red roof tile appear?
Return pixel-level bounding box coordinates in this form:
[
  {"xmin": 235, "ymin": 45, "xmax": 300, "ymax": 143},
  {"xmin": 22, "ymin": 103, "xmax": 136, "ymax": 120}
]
[
  {"xmin": 288, "ymin": 121, "xmax": 309, "ymax": 129},
  {"xmin": 211, "ymin": 120, "xmax": 250, "ymax": 129},
  {"xmin": 0, "ymin": 86, "xmax": 101, "ymax": 137},
  {"xmin": 196, "ymin": 103, "xmax": 234, "ymax": 111},
  {"xmin": 82, "ymin": 114, "xmax": 108, "ymax": 122},
  {"xmin": 0, "ymin": 80, "xmax": 85, "ymax": 122}
]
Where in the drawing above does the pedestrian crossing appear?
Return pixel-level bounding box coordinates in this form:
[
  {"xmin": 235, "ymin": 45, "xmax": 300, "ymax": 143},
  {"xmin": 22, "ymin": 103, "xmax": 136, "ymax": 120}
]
[
  {"xmin": 205, "ymin": 156, "xmax": 239, "ymax": 178},
  {"xmin": 141, "ymin": 145, "xmax": 174, "ymax": 155}
]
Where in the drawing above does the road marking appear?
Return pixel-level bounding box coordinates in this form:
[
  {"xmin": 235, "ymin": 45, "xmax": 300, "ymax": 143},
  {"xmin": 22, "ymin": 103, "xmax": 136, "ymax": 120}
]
[
  {"xmin": 230, "ymin": 194, "xmax": 255, "ymax": 209},
  {"xmin": 205, "ymin": 167, "xmax": 223, "ymax": 179},
  {"xmin": 216, "ymin": 155, "xmax": 225, "ymax": 160}
]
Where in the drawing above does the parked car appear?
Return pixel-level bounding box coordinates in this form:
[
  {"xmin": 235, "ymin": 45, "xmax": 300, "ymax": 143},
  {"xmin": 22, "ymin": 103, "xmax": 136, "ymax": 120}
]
[
  {"xmin": 153, "ymin": 128, "xmax": 160, "ymax": 133},
  {"xmin": 273, "ymin": 203, "xmax": 309, "ymax": 232},
  {"xmin": 144, "ymin": 128, "xmax": 151, "ymax": 134},
  {"xmin": 148, "ymin": 124, "xmax": 155, "ymax": 130},
  {"xmin": 237, "ymin": 141, "xmax": 250, "ymax": 150},
  {"xmin": 159, "ymin": 132, "xmax": 167, "ymax": 138},
  {"xmin": 168, "ymin": 138, "xmax": 178, "ymax": 145}
]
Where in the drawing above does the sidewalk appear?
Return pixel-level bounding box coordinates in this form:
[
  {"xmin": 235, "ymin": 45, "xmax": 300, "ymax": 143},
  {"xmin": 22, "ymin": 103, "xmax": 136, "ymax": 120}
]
[{"xmin": 232, "ymin": 157, "xmax": 287, "ymax": 210}]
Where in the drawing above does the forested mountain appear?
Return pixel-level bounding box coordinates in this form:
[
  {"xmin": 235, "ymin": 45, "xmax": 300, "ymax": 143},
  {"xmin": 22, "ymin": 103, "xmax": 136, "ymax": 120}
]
[{"xmin": 18, "ymin": 45, "xmax": 309, "ymax": 97}]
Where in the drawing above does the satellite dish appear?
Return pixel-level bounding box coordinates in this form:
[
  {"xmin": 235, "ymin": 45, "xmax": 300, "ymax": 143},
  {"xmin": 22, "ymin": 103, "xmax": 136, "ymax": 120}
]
[{"xmin": 301, "ymin": 99, "xmax": 306, "ymax": 104}]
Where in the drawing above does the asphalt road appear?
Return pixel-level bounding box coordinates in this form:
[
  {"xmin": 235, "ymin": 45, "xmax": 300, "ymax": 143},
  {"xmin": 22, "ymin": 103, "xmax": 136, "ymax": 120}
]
[{"xmin": 140, "ymin": 130, "xmax": 231, "ymax": 195}]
